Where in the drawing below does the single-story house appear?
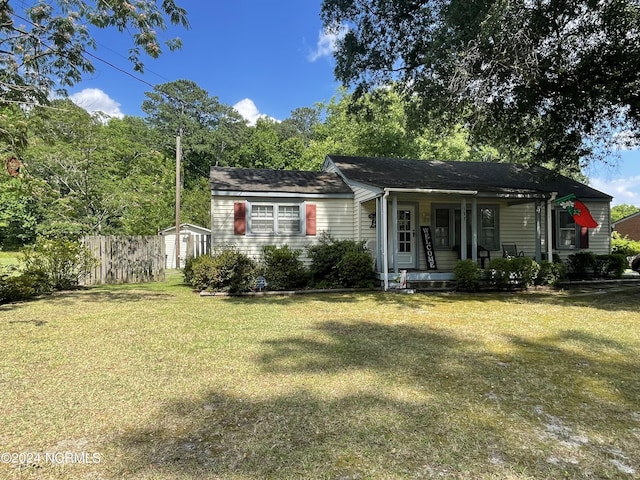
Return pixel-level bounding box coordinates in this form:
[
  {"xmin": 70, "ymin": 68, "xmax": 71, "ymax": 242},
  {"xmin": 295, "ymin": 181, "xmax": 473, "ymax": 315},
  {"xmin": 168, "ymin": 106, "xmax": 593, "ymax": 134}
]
[
  {"xmin": 159, "ymin": 223, "xmax": 211, "ymax": 269},
  {"xmin": 612, "ymin": 211, "xmax": 640, "ymax": 241},
  {"xmin": 210, "ymin": 155, "xmax": 612, "ymax": 289}
]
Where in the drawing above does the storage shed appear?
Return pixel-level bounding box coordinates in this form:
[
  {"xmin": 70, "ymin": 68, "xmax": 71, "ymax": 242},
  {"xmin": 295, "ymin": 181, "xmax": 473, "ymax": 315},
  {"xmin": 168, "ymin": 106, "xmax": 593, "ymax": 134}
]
[{"xmin": 159, "ymin": 223, "xmax": 211, "ymax": 269}]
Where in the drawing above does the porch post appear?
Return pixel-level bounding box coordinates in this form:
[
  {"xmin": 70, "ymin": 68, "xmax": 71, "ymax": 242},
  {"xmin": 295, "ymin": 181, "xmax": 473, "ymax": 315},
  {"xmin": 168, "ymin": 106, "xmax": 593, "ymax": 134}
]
[
  {"xmin": 376, "ymin": 196, "xmax": 382, "ymax": 272},
  {"xmin": 460, "ymin": 198, "xmax": 467, "ymax": 260},
  {"xmin": 535, "ymin": 200, "xmax": 542, "ymax": 262},
  {"xmin": 391, "ymin": 195, "xmax": 399, "ymax": 273},
  {"xmin": 382, "ymin": 191, "xmax": 390, "ymax": 290},
  {"xmin": 546, "ymin": 193, "xmax": 557, "ymax": 262},
  {"xmin": 471, "ymin": 197, "xmax": 478, "ymax": 263}
]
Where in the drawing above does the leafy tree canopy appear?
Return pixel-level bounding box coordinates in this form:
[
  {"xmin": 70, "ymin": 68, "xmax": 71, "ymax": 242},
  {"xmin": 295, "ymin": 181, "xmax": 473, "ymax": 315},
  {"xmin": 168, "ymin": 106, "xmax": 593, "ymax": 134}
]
[
  {"xmin": 321, "ymin": 0, "xmax": 640, "ymax": 173},
  {"xmin": 611, "ymin": 203, "xmax": 640, "ymax": 223},
  {"xmin": 0, "ymin": 0, "xmax": 188, "ymax": 106},
  {"xmin": 142, "ymin": 80, "xmax": 249, "ymax": 182},
  {"xmin": 301, "ymin": 87, "xmax": 497, "ymax": 169}
]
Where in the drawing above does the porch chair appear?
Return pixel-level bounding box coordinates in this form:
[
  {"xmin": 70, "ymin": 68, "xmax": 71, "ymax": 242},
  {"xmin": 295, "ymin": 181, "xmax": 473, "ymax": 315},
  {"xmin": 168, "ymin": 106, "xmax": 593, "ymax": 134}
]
[{"xmin": 502, "ymin": 244, "xmax": 524, "ymax": 259}]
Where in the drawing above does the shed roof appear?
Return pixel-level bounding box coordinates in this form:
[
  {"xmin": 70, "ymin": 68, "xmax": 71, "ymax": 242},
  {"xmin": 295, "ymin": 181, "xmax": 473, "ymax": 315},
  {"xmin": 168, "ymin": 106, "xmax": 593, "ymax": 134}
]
[
  {"xmin": 326, "ymin": 155, "xmax": 612, "ymax": 200},
  {"xmin": 210, "ymin": 166, "xmax": 353, "ymax": 195}
]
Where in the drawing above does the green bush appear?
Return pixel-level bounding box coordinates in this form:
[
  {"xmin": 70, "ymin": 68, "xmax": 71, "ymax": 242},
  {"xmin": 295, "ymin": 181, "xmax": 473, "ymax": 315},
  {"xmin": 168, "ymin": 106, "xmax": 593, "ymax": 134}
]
[
  {"xmin": 260, "ymin": 245, "xmax": 308, "ymax": 290},
  {"xmin": 182, "ymin": 255, "xmax": 196, "ymax": 285},
  {"xmin": 535, "ymin": 260, "xmax": 565, "ymax": 286},
  {"xmin": 510, "ymin": 256, "xmax": 540, "ymax": 288},
  {"xmin": 566, "ymin": 251, "xmax": 597, "ymax": 280},
  {"xmin": 336, "ymin": 248, "xmax": 375, "ymax": 288},
  {"xmin": 307, "ymin": 233, "xmax": 372, "ymax": 288},
  {"xmin": 19, "ymin": 236, "xmax": 97, "ymax": 290},
  {"xmin": 187, "ymin": 249, "xmax": 256, "ymax": 294},
  {"xmin": 454, "ymin": 259, "xmax": 481, "ymax": 292},
  {"xmin": 594, "ymin": 254, "xmax": 628, "ymax": 279},
  {"xmin": 0, "ymin": 266, "xmax": 52, "ymax": 304},
  {"xmin": 611, "ymin": 232, "xmax": 640, "ymax": 257},
  {"xmin": 487, "ymin": 257, "xmax": 539, "ymax": 290},
  {"xmin": 487, "ymin": 258, "xmax": 512, "ymax": 290}
]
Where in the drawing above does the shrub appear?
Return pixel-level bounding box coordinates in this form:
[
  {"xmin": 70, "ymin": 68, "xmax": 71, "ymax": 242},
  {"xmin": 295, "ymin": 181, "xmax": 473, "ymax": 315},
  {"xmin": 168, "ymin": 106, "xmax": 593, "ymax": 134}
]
[
  {"xmin": 509, "ymin": 256, "xmax": 540, "ymax": 288},
  {"xmin": 260, "ymin": 245, "xmax": 308, "ymax": 290},
  {"xmin": 336, "ymin": 248, "xmax": 375, "ymax": 288},
  {"xmin": 182, "ymin": 255, "xmax": 196, "ymax": 285},
  {"xmin": 0, "ymin": 267, "xmax": 52, "ymax": 304},
  {"xmin": 566, "ymin": 251, "xmax": 597, "ymax": 280},
  {"xmin": 19, "ymin": 236, "xmax": 97, "ymax": 290},
  {"xmin": 593, "ymin": 254, "xmax": 628, "ymax": 279},
  {"xmin": 535, "ymin": 260, "xmax": 565, "ymax": 286},
  {"xmin": 454, "ymin": 260, "xmax": 481, "ymax": 292},
  {"xmin": 187, "ymin": 249, "xmax": 255, "ymax": 294},
  {"xmin": 307, "ymin": 233, "xmax": 371, "ymax": 288},
  {"xmin": 487, "ymin": 258, "xmax": 512, "ymax": 290},
  {"xmin": 611, "ymin": 232, "xmax": 640, "ymax": 257}
]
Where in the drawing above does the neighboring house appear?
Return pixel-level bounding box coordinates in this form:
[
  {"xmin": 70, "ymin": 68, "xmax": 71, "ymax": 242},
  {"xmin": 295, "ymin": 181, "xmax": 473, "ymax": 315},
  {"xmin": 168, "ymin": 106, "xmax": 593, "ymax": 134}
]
[
  {"xmin": 210, "ymin": 155, "xmax": 612, "ymax": 289},
  {"xmin": 159, "ymin": 223, "xmax": 211, "ymax": 269},
  {"xmin": 612, "ymin": 211, "xmax": 640, "ymax": 241}
]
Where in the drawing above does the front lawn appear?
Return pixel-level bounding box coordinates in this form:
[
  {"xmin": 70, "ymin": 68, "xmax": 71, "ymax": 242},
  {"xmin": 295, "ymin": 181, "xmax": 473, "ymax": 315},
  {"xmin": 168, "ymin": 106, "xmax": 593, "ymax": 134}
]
[{"xmin": 1, "ymin": 275, "xmax": 639, "ymax": 479}]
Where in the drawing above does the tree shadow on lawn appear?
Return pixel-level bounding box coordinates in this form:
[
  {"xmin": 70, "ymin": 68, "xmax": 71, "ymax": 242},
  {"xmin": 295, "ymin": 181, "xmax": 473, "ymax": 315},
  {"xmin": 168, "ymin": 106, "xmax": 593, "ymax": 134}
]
[
  {"xmin": 219, "ymin": 284, "xmax": 640, "ymax": 313},
  {"xmin": 112, "ymin": 320, "xmax": 640, "ymax": 479}
]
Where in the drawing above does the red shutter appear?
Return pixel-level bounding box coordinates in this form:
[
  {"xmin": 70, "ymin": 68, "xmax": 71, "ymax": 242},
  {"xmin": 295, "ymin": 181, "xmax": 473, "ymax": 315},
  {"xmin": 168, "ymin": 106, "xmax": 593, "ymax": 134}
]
[
  {"xmin": 580, "ymin": 226, "xmax": 589, "ymax": 249},
  {"xmin": 234, "ymin": 202, "xmax": 246, "ymax": 235},
  {"xmin": 306, "ymin": 203, "xmax": 316, "ymax": 236}
]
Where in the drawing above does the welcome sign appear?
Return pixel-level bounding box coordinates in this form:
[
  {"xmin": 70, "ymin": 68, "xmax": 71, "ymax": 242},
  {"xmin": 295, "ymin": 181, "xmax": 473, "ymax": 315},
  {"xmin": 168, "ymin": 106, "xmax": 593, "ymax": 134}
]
[{"xmin": 421, "ymin": 226, "xmax": 437, "ymax": 270}]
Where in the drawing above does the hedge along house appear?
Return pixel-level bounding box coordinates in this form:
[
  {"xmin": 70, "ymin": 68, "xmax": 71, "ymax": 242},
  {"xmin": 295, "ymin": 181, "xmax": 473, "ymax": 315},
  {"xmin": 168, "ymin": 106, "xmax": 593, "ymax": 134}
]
[{"xmin": 210, "ymin": 155, "xmax": 612, "ymax": 290}]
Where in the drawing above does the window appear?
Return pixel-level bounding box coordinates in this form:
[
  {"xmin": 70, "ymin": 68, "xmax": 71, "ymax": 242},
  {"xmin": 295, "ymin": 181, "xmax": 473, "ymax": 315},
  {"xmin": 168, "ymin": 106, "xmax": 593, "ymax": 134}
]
[
  {"xmin": 556, "ymin": 210, "xmax": 577, "ymax": 248},
  {"xmin": 432, "ymin": 205, "xmax": 500, "ymax": 250},
  {"xmin": 249, "ymin": 203, "xmax": 302, "ymax": 235},
  {"xmin": 434, "ymin": 208, "xmax": 450, "ymax": 247}
]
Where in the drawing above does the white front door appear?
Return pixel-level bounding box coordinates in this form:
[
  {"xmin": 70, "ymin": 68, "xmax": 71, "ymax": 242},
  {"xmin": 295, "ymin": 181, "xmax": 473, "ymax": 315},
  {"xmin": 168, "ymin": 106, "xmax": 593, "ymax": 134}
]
[{"xmin": 396, "ymin": 206, "xmax": 416, "ymax": 269}]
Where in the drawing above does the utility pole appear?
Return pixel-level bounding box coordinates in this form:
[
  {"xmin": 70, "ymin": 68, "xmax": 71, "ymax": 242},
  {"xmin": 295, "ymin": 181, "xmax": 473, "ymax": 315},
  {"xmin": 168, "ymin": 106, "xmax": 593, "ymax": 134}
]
[{"xmin": 174, "ymin": 130, "xmax": 182, "ymax": 269}]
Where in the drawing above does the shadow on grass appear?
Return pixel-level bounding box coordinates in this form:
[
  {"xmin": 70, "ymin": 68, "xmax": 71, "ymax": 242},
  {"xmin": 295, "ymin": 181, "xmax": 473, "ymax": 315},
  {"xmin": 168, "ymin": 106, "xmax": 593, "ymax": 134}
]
[
  {"xmin": 218, "ymin": 283, "xmax": 640, "ymax": 313},
  {"xmin": 112, "ymin": 320, "xmax": 640, "ymax": 479}
]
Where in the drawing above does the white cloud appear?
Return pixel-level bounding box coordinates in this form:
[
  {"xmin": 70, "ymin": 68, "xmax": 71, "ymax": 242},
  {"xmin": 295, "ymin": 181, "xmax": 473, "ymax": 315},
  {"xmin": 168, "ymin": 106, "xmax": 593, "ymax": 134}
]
[
  {"xmin": 233, "ymin": 98, "xmax": 278, "ymax": 126},
  {"xmin": 308, "ymin": 23, "xmax": 349, "ymax": 62},
  {"xmin": 69, "ymin": 88, "xmax": 124, "ymax": 119},
  {"xmin": 590, "ymin": 176, "xmax": 640, "ymax": 207}
]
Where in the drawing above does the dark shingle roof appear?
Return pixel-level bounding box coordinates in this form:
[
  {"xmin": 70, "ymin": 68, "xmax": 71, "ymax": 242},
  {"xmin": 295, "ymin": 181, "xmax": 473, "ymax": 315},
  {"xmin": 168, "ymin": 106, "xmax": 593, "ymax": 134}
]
[
  {"xmin": 210, "ymin": 166, "xmax": 353, "ymax": 195},
  {"xmin": 327, "ymin": 155, "xmax": 612, "ymax": 200}
]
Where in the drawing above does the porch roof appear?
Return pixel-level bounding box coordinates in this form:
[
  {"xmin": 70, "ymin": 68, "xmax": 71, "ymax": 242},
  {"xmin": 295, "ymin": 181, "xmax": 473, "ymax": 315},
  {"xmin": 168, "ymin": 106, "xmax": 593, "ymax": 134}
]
[{"xmin": 326, "ymin": 155, "xmax": 612, "ymax": 200}]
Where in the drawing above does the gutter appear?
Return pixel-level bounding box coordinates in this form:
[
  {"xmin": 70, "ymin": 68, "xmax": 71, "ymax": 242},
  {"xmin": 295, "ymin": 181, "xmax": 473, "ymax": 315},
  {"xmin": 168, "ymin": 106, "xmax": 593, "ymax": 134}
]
[{"xmin": 381, "ymin": 187, "xmax": 479, "ymax": 291}]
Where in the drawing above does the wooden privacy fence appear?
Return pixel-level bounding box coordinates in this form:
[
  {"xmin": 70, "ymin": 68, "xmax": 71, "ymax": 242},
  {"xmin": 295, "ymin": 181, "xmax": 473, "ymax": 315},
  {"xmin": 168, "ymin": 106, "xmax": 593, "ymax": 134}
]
[{"xmin": 82, "ymin": 236, "xmax": 165, "ymax": 285}]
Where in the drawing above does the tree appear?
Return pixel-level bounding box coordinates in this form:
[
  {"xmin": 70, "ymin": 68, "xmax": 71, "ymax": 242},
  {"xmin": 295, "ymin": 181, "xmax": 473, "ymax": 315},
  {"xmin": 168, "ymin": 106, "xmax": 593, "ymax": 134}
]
[
  {"xmin": 321, "ymin": 0, "xmax": 640, "ymax": 173},
  {"xmin": 141, "ymin": 80, "xmax": 248, "ymax": 182},
  {"xmin": 301, "ymin": 87, "xmax": 496, "ymax": 169},
  {"xmin": 0, "ymin": 0, "xmax": 188, "ymax": 106},
  {"xmin": 611, "ymin": 204, "xmax": 640, "ymax": 223}
]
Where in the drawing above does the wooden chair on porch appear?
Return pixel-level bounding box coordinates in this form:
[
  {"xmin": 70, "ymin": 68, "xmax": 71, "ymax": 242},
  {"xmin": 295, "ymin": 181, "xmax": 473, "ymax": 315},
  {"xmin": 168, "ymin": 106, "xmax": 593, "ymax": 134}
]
[{"xmin": 502, "ymin": 244, "xmax": 524, "ymax": 259}]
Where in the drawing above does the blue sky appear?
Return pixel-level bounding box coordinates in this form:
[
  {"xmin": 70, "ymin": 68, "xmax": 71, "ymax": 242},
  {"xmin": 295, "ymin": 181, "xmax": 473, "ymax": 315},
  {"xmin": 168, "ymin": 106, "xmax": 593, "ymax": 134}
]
[{"xmin": 66, "ymin": 1, "xmax": 640, "ymax": 208}]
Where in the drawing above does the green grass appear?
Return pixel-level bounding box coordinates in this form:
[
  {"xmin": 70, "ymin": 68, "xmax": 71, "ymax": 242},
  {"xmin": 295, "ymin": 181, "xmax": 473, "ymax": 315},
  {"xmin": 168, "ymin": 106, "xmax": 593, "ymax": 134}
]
[
  {"xmin": 1, "ymin": 275, "xmax": 639, "ymax": 479},
  {"xmin": 0, "ymin": 251, "xmax": 19, "ymax": 268}
]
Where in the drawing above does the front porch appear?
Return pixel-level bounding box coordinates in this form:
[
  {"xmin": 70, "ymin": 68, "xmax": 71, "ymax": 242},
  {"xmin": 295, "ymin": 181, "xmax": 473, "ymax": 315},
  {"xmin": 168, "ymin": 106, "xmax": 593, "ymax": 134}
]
[{"xmin": 365, "ymin": 191, "xmax": 554, "ymax": 291}]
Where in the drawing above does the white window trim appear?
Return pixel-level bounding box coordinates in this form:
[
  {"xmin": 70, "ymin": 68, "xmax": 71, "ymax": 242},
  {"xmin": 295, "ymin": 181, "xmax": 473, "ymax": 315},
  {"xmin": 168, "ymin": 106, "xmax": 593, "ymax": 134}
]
[
  {"xmin": 247, "ymin": 202, "xmax": 305, "ymax": 236},
  {"xmin": 555, "ymin": 209, "xmax": 578, "ymax": 249}
]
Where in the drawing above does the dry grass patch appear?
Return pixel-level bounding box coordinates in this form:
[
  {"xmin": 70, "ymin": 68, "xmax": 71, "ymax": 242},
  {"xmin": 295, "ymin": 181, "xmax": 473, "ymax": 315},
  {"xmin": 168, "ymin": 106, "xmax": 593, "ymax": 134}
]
[{"xmin": 1, "ymin": 275, "xmax": 639, "ymax": 479}]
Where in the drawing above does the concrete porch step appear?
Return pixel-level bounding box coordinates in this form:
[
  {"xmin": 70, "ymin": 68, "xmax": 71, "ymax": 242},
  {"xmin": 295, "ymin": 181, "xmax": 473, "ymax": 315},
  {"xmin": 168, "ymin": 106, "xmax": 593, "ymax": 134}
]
[{"xmin": 406, "ymin": 279, "xmax": 456, "ymax": 291}]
